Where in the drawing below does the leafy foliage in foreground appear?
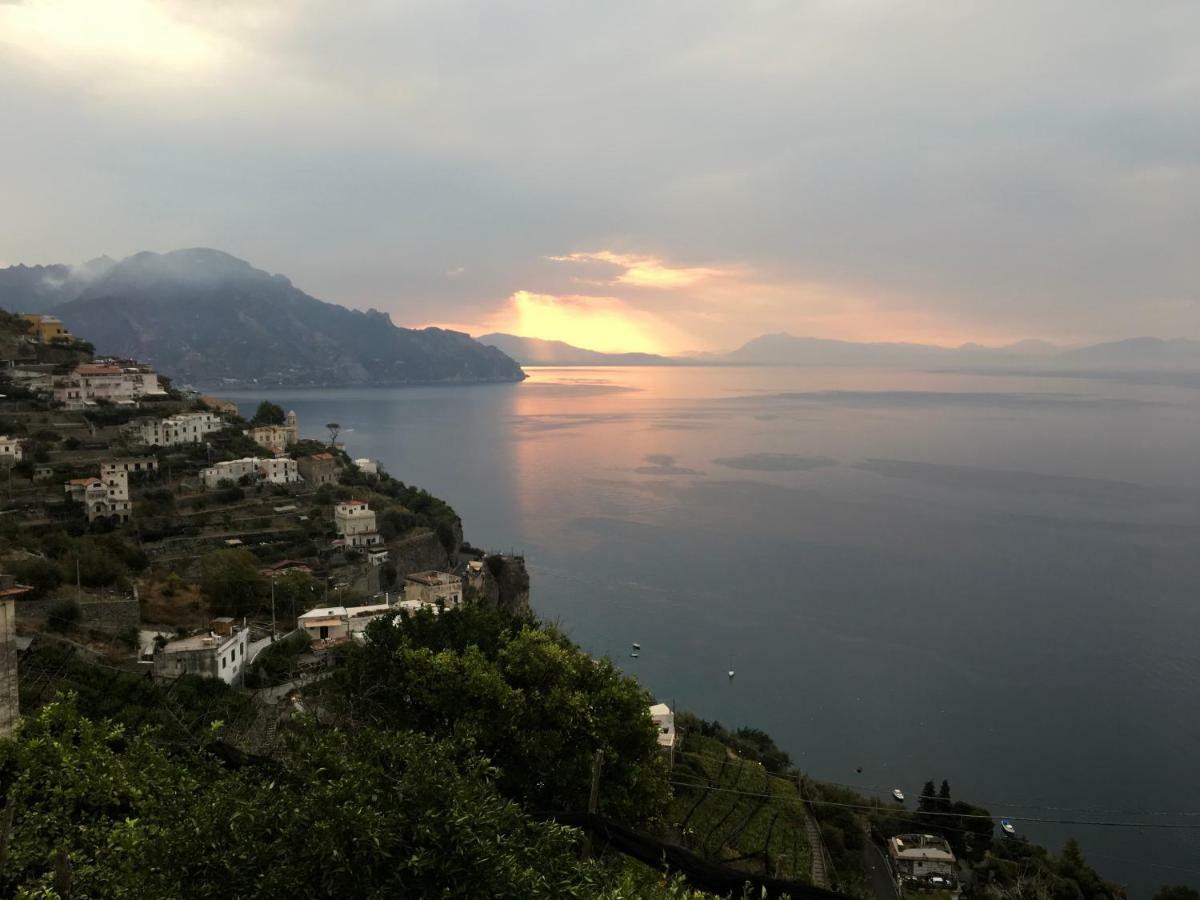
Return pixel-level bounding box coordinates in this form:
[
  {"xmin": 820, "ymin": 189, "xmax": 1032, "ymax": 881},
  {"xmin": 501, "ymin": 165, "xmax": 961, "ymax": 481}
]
[
  {"xmin": 0, "ymin": 698, "xmax": 597, "ymax": 899},
  {"xmin": 330, "ymin": 602, "xmax": 671, "ymax": 823}
]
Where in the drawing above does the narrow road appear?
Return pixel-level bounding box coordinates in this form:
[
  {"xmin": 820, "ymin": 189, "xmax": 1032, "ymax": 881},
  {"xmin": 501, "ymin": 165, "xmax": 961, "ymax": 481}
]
[{"xmin": 862, "ymin": 838, "xmax": 899, "ymax": 900}]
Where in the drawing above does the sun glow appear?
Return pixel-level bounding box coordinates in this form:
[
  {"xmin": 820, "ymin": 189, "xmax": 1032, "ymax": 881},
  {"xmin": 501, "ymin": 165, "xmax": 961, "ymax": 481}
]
[
  {"xmin": 496, "ymin": 290, "xmax": 669, "ymax": 355},
  {"xmin": 0, "ymin": 0, "xmax": 221, "ymax": 74}
]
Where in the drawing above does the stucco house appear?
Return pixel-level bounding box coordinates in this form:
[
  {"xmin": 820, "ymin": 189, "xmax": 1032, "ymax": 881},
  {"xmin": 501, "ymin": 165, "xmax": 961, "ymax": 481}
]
[
  {"xmin": 153, "ymin": 627, "xmax": 250, "ymax": 685},
  {"xmin": 403, "ymin": 571, "xmax": 463, "ymax": 608}
]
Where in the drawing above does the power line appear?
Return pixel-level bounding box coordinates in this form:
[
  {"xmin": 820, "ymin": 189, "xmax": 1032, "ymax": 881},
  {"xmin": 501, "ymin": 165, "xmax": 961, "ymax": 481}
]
[
  {"xmin": 667, "ymin": 781, "xmax": 1200, "ymax": 831},
  {"xmin": 804, "ymin": 775, "xmax": 1200, "ymax": 819}
]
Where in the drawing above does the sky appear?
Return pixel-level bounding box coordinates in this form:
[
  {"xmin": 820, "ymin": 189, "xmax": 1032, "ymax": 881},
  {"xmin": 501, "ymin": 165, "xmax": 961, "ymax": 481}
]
[{"xmin": 1, "ymin": 1, "xmax": 1198, "ymax": 354}]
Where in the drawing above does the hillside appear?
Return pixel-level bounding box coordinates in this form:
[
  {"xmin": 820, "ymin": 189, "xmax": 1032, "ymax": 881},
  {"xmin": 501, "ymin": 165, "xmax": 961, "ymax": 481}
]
[
  {"xmin": 478, "ymin": 333, "xmax": 682, "ymax": 366},
  {"xmin": 0, "ymin": 249, "xmax": 525, "ymax": 388}
]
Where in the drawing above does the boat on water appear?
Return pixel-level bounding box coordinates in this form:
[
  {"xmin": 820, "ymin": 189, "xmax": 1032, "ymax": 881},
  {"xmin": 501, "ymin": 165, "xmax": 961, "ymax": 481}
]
[
  {"xmin": 631, "ymin": 642, "xmax": 641, "ymax": 650},
  {"xmin": 892, "ymin": 788, "xmax": 905, "ymax": 802},
  {"xmin": 1000, "ymin": 818, "xmax": 1016, "ymax": 835},
  {"xmin": 727, "ymin": 669, "xmax": 735, "ymax": 680},
  {"xmin": 630, "ymin": 652, "xmax": 639, "ymax": 659}
]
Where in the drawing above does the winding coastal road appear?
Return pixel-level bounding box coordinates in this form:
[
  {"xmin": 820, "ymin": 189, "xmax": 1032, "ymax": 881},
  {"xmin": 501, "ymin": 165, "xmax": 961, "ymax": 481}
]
[{"xmin": 862, "ymin": 838, "xmax": 899, "ymax": 900}]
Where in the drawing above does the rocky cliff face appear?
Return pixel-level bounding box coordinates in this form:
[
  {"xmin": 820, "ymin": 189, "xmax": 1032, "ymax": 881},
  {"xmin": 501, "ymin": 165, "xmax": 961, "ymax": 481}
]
[{"xmin": 479, "ymin": 555, "xmax": 531, "ymax": 616}]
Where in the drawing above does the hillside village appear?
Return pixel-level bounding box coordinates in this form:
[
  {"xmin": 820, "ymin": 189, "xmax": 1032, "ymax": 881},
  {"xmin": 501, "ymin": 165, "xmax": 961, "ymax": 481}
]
[
  {"xmin": 0, "ymin": 310, "xmax": 527, "ymax": 709},
  {"xmin": 0, "ymin": 309, "xmax": 1140, "ymax": 899}
]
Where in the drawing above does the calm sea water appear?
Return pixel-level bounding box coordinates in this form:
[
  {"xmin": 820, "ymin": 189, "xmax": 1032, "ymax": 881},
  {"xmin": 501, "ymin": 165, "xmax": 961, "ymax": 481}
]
[{"xmin": 228, "ymin": 366, "xmax": 1200, "ymax": 895}]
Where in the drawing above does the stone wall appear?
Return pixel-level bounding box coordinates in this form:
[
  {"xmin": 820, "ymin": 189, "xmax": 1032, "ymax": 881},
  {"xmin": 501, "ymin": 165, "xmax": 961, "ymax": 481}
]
[{"xmin": 17, "ymin": 595, "xmax": 140, "ymax": 633}]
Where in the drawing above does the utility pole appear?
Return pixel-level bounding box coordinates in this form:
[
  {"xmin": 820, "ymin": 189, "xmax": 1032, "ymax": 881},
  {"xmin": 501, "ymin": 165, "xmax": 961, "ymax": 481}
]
[{"xmin": 270, "ymin": 577, "xmax": 276, "ymax": 640}]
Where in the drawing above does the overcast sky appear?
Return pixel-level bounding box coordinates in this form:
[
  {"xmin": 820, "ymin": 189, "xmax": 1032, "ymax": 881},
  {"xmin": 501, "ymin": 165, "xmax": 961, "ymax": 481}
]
[{"xmin": 1, "ymin": 1, "xmax": 1198, "ymax": 352}]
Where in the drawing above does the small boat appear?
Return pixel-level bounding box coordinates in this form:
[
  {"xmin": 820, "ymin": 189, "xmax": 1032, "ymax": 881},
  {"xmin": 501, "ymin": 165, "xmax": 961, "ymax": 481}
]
[
  {"xmin": 892, "ymin": 788, "xmax": 905, "ymax": 802},
  {"xmin": 631, "ymin": 642, "xmax": 641, "ymax": 650},
  {"xmin": 1000, "ymin": 818, "xmax": 1016, "ymax": 835},
  {"xmin": 728, "ymin": 669, "xmax": 736, "ymax": 680},
  {"xmin": 630, "ymin": 652, "xmax": 639, "ymax": 658}
]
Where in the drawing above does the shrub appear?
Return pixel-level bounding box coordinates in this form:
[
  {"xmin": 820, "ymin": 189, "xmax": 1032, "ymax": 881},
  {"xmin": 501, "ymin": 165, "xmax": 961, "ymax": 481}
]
[{"xmin": 46, "ymin": 598, "xmax": 81, "ymax": 632}]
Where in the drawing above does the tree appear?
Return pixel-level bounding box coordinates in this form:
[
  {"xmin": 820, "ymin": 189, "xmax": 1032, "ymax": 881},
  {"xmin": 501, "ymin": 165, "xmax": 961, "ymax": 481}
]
[
  {"xmin": 199, "ymin": 549, "xmax": 266, "ymax": 617},
  {"xmin": 251, "ymin": 400, "xmax": 285, "ymax": 426},
  {"xmin": 918, "ymin": 779, "xmax": 938, "ymax": 811},
  {"xmin": 1153, "ymin": 887, "xmax": 1200, "ymax": 900},
  {"xmin": 9, "ymin": 556, "xmax": 62, "ymax": 599},
  {"xmin": 46, "ymin": 598, "xmax": 81, "ymax": 632},
  {"xmin": 334, "ymin": 603, "xmax": 671, "ymax": 823},
  {"xmin": 0, "ymin": 697, "xmax": 596, "ymax": 899}
]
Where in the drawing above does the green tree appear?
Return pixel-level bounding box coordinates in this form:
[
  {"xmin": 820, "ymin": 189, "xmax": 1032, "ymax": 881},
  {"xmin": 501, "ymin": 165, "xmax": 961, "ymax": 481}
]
[
  {"xmin": 334, "ymin": 603, "xmax": 671, "ymax": 823},
  {"xmin": 8, "ymin": 557, "xmax": 62, "ymax": 599},
  {"xmin": 918, "ymin": 779, "xmax": 938, "ymax": 811},
  {"xmin": 45, "ymin": 598, "xmax": 81, "ymax": 632},
  {"xmin": 251, "ymin": 400, "xmax": 286, "ymax": 426},
  {"xmin": 0, "ymin": 696, "xmax": 598, "ymax": 899},
  {"xmin": 1153, "ymin": 887, "xmax": 1200, "ymax": 900},
  {"xmin": 199, "ymin": 548, "xmax": 266, "ymax": 617}
]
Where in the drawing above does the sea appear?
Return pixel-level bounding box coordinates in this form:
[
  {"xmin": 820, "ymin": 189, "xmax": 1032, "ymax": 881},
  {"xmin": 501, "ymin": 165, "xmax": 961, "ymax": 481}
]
[{"xmin": 225, "ymin": 365, "xmax": 1200, "ymax": 895}]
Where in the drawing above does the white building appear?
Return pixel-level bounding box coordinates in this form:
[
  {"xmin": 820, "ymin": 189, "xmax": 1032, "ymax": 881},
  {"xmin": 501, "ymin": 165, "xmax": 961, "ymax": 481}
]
[
  {"xmin": 200, "ymin": 456, "xmax": 299, "ymax": 489},
  {"xmin": 649, "ymin": 702, "xmax": 678, "ymax": 766},
  {"xmin": 354, "ymin": 458, "xmax": 379, "ymax": 476},
  {"xmin": 887, "ymin": 834, "xmax": 957, "ymax": 886},
  {"xmin": 334, "ymin": 500, "xmax": 381, "ymax": 547},
  {"xmin": 101, "ymin": 457, "xmax": 159, "ymax": 478},
  {"xmin": 54, "ymin": 363, "xmax": 164, "ymax": 407},
  {"xmin": 132, "ymin": 411, "xmax": 224, "ymax": 447},
  {"xmin": 0, "ymin": 436, "xmax": 24, "ymax": 465},
  {"xmin": 245, "ymin": 410, "xmax": 299, "ymax": 453},
  {"xmin": 153, "ymin": 627, "xmax": 250, "ymax": 685},
  {"xmin": 65, "ymin": 468, "xmax": 131, "ymax": 522},
  {"xmin": 298, "ymin": 603, "xmax": 390, "ymax": 645},
  {"xmin": 403, "ymin": 571, "xmax": 463, "ymax": 608}
]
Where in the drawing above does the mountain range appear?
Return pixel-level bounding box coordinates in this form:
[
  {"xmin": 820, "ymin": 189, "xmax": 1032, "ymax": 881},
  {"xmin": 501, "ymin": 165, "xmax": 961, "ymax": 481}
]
[
  {"xmin": 0, "ymin": 250, "xmax": 525, "ymax": 388},
  {"xmin": 481, "ymin": 331, "xmax": 1200, "ymax": 372},
  {"xmin": 477, "ymin": 333, "xmax": 683, "ymax": 366}
]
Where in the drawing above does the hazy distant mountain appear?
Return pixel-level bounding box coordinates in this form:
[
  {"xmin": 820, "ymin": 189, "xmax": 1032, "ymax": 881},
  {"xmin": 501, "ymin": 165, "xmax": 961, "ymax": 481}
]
[
  {"xmin": 0, "ymin": 249, "xmax": 524, "ymax": 388},
  {"xmin": 720, "ymin": 332, "xmax": 1200, "ymax": 371},
  {"xmin": 478, "ymin": 333, "xmax": 682, "ymax": 366},
  {"xmin": 1055, "ymin": 337, "xmax": 1200, "ymax": 369},
  {"xmin": 0, "ymin": 256, "xmax": 115, "ymax": 314}
]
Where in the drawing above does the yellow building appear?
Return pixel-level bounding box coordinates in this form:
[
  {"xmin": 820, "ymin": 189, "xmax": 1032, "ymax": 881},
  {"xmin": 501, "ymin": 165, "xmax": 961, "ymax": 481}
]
[{"xmin": 19, "ymin": 314, "xmax": 72, "ymax": 343}]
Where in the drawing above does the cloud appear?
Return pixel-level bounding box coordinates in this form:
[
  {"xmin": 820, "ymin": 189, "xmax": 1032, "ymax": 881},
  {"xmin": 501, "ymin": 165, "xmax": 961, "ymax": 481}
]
[
  {"xmin": 549, "ymin": 250, "xmax": 739, "ymax": 290},
  {"xmin": 1, "ymin": 2, "xmax": 1198, "ymax": 348}
]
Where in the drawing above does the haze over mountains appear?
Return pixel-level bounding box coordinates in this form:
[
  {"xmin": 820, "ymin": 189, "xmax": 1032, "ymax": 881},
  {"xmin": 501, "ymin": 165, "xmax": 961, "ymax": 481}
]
[
  {"xmin": 0, "ymin": 250, "xmax": 525, "ymax": 389},
  {"xmin": 482, "ymin": 331, "xmax": 1200, "ymax": 372}
]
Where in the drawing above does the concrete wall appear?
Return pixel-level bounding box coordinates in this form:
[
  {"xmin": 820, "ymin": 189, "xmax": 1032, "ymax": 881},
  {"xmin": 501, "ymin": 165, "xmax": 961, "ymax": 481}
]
[{"xmin": 0, "ymin": 598, "xmax": 17, "ymax": 737}]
